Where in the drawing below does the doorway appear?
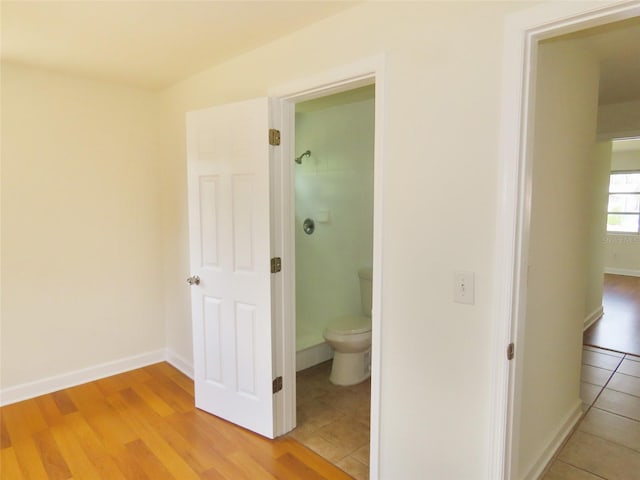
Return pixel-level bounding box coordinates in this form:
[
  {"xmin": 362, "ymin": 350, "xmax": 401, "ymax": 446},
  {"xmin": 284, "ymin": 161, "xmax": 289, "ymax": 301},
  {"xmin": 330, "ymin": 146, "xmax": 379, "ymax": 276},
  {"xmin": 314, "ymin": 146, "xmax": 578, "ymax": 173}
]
[
  {"xmin": 287, "ymin": 85, "xmax": 375, "ymax": 480},
  {"xmin": 271, "ymin": 57, "xmax": 385, "ymax": 479},
  {"xmin": 497, "ymin": 4, "xmax": 640, "ymax": 479},
  {"xmin": 584, "ymin": 137, "xmax": 640, "ymax": 356}
]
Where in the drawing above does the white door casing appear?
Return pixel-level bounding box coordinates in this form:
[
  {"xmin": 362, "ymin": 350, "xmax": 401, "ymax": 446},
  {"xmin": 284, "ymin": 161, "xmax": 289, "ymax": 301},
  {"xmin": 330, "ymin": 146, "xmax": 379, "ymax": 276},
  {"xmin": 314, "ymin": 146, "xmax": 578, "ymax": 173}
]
[
  {"xmin": 186, "ymin": 97, "xmax": 276, "ymax": 438},
  {"xmin": 495, "ymin": 2, "xmax": 640, "ymax": 478}
]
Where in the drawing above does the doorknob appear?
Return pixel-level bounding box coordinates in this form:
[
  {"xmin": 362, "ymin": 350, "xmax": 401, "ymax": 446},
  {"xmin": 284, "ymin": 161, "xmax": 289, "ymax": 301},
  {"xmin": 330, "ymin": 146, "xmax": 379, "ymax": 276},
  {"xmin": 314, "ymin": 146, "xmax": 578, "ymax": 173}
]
[{"xmin": 186, "ymin": 275, "xmax": 200, "ymax": 286}]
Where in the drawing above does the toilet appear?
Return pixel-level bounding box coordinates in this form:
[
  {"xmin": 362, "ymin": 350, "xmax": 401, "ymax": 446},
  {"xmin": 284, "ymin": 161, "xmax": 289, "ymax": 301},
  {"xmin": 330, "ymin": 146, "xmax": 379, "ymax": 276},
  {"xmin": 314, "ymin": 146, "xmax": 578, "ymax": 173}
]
[{"xmin": 323, "ymin": 267, "xmax": 373, "ymax": 386}]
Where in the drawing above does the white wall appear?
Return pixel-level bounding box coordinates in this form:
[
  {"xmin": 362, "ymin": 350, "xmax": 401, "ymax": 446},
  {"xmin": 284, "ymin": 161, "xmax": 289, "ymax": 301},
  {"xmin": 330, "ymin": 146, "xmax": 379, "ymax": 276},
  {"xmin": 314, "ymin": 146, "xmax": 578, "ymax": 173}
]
[
  {"xmin": 295, "ymin": 93, "xmax": 375, "ymax": 349},
  {"xmin": 515, "ymin": 38, "xmax": 600, "ymax": 478},
  {"xmin": 158, "ymin": 2, "xmax": 532, "ymax": 477},
  {"xmin": 1, "ymin": 63, "xmax": 164, "ymax": 392},
  {"xmin": 605, "ymin": 144, "xmax": 640, "ymax": 276}
]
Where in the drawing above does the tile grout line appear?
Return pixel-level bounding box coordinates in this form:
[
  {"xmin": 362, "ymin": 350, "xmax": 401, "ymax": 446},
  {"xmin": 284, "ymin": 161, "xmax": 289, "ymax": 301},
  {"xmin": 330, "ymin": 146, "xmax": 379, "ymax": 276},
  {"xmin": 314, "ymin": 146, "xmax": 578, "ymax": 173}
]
[
  {"xmin": 549, "ymin": 351, "xmax": 630, "ymax": 480},
  {"xmin": 580, "ymin": 353, "xmax": 622, "ymax": 418},
  {"xmin": 545, "ymin": 351, "xmax": 627, "ymax": 476},
  {"xmin": 579, "ymin": 352, "xmax": 640, "ymax": 454},
  {"xmin": 556, "ymin": 459, "xmax": 609, "ymax": 480}
]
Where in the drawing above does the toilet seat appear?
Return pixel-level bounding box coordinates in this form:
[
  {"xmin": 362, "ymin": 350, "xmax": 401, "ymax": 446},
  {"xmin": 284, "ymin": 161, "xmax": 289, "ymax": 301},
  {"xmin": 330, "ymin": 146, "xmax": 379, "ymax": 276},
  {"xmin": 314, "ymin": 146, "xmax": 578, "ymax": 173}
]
[{"xmin": 326, "ymin": 315, "xmax": 371, "ymax": 335}]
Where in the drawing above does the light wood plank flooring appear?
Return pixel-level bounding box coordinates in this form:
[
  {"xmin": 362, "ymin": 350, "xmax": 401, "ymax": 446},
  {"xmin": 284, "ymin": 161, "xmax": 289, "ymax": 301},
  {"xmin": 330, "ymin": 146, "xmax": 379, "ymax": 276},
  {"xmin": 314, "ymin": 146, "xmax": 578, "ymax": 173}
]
[{"xmin": 0, "ymin": 363, "xmax": 354, "ymax": 480}]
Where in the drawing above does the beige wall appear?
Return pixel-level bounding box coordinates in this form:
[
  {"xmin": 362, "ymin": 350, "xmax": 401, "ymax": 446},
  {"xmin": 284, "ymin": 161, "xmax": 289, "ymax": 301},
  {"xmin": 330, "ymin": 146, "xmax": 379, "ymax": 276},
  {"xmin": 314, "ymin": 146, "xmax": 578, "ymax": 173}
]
[
  {"xmin": 585, "ymin": 142, "xmax": 612, "ymax": 323},
  {"xmin": 2, "ymin": 1, "xmax": 622, "ymax": 478},
  {"xmin": 158, "ymin": 2, "xmax": 530, "ymax": 477},
  {"xmin": 1, "ymin": 63, "xmax": 164, "ymax": 388},
  {"xmin": 516, "ymin": 38, "xmax": 600, "ymax": 477}
]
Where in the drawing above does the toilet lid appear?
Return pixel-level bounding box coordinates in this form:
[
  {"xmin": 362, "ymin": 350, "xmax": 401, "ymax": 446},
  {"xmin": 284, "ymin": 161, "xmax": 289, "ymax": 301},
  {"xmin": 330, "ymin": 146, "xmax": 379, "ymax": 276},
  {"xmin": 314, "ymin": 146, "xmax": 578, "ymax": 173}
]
[{"xmin": 327, "ymin": 315, "xmax": 371, "ymax": 335}]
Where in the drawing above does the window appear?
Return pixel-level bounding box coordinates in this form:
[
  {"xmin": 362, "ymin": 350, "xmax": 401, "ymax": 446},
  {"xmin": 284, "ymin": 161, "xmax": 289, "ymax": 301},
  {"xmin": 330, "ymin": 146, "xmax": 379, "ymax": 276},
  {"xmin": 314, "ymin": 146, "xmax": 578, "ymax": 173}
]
[{"xmin": 607, "ymin": 171, "xmax": 640, "ymax": 233}]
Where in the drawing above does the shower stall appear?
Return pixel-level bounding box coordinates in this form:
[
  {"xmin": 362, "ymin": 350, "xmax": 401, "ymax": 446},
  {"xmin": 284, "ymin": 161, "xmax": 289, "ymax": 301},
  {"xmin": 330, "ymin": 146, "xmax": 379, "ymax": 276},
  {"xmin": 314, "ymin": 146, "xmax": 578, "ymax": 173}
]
[{"xmin": 294, "ymin": 86, "xmax": 375, "ymax": 370}]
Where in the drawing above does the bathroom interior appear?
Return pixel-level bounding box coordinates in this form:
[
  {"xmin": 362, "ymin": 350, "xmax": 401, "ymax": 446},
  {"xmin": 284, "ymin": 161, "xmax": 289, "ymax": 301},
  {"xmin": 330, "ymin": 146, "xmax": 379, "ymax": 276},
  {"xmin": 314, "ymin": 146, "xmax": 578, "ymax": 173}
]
[{"xmin": 289, "ymin": 84, "xmax": 375, "ymax": 479}]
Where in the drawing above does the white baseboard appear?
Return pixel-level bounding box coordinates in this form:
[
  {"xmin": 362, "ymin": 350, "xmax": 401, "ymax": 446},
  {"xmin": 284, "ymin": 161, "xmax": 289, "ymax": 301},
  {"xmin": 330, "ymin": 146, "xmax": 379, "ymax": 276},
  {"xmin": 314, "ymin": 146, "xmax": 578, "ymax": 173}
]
[
  {"xmin": 296, "ymin": 342, "xmax": 333, "ymax": 372},
  {"xmin": 166, "ymin": 349, "xmax": 194, "ymax": 379},
  {"xmin": 1, "ymin": 344, "xmax": 328, "ymax": 405},
  {"xmin": 522, "ymin": 400, "xmax": 583, "ymax": 480},
  {"xmin": 0, "ymin": 349, "xmax": 166, "ymax": 407},
  {"xmin": 604, "ymin": 267, "xmax": 640, "ymax": 277},
  {"xmin": 584, "ymin": 306, "xmax": 604, "ymax": 331}
]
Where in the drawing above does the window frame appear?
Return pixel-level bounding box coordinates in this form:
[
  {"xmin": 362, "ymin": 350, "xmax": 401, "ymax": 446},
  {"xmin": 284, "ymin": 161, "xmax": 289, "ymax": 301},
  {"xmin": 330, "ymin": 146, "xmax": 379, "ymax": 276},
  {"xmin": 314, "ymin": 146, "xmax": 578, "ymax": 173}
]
[{"xmin": 606, "ymin": 169, "xmax": 640, "ymax": 234}]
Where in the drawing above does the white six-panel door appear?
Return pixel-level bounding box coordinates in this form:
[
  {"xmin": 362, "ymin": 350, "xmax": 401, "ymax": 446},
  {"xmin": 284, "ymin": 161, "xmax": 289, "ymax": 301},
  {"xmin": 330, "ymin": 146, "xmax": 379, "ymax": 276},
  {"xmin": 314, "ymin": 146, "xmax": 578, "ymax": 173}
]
[{"xmin": 186, "ymin": 97, "xmax": 275, "ymax": 438}]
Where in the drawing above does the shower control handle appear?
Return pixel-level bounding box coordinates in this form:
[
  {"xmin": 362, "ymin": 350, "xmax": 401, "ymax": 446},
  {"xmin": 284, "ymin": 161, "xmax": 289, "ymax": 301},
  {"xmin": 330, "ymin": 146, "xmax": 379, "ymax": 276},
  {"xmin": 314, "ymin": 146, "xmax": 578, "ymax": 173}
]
[{"xmin": 303, "ymin": 218, "xmax": 315, "ymax": 235}]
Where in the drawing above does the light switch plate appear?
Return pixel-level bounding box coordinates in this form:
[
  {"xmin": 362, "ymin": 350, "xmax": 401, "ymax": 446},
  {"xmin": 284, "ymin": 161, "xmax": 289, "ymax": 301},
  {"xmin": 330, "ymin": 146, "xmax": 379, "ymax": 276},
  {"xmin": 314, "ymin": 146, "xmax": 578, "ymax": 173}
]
[{"xmin": 454, "ymin": 271, "xmax": 475, "ymax": 305}]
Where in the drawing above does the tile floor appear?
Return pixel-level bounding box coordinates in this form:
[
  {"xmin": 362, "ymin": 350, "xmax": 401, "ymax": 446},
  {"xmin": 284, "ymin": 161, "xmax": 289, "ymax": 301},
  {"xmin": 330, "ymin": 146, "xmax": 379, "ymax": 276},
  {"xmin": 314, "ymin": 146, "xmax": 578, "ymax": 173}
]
[
  {"xmin": 292, "ymin": 347, "xmax": 640, "ymax": 480},
  {"xmin": 543, "ymin": 346, "xmax": 640, "ymax": 479},
  {"xmin": 288, "ymin": 361, "xmax": 371, "ymax": 480}
]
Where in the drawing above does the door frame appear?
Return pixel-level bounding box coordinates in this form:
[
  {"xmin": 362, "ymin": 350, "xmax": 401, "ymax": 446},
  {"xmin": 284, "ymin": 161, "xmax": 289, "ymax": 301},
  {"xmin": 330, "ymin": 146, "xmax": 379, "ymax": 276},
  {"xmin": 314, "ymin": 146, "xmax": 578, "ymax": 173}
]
[
  {"xmin": 269, "ymin": 54, "xmax": 386, "ymax": 479},
  {"xmin": 493, "ymin": 1, "xmax": 640, "ymax": 478}
]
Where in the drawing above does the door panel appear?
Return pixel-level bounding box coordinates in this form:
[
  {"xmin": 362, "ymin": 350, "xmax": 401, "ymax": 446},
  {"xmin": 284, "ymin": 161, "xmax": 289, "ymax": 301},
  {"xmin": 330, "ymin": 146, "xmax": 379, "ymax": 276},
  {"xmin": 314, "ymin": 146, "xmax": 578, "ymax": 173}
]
[
  {"xmin": 199, "ymin": 176, "xmax": 220, "ymax": 267},
  {"xmin": 186, "ymin": 97, "xmax": 275, "ymax": 438}
]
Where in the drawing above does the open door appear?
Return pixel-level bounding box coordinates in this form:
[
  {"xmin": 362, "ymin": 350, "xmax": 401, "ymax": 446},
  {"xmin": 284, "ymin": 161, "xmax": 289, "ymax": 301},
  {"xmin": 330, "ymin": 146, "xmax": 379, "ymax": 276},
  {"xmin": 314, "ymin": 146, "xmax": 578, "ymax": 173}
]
[{"xmin": 186, "ymin": 97, "xmax": 277, "ymax": 438}]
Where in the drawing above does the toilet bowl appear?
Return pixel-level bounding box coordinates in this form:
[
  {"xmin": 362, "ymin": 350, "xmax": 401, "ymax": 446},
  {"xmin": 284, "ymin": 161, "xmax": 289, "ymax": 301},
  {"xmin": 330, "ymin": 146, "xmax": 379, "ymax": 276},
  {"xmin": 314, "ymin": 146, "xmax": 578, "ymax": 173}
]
[{"xmin": 323, "ymin": 268, "xmax": 373, "ymax": 386}]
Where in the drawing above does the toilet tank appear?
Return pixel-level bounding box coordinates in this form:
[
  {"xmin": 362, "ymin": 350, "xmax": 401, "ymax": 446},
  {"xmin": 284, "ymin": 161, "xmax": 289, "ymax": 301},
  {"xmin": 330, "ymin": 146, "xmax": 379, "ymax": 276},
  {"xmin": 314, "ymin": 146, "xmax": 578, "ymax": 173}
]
[{"xmin": 358, "ymin": 268, "xmax": 373, "ymax": 316}]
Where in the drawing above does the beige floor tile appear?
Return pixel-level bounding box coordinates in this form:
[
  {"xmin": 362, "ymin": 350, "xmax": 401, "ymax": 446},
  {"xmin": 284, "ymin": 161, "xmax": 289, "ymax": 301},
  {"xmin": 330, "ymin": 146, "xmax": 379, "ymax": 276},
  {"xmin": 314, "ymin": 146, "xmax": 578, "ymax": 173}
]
[
  {"xmin": 288, "ymin": 420, "xmax": 321, "ymax": 442},
  {"xmin": 335, "ymin": 456, "xmax": 369, "ymax": 480},
  {"xmin": 318, "ymin": 414, "xmax": 370, "ymax": 453},
  {"xmin": 583, "ymin": 346, "xmax": 625, "ymax": 357},
  {"xmin": 352, "ymin": 443, "xmax": 370, "ymax": 466},
  {"xmin": 581, "ymin": 364, "xmax": 614, "ymax": 387},
  {"xmin": 300, "ymin": 434, "xmax": 348, "ymax": 463},
  {"xmin": 290, "ymin": 361, "xmax": 371, "ymax": 473},
  {"xmin": 582, "ymin": 349, "xmax": 624, "ymax": 370},
  {"xmin": 580, "ymin": 382, "xmax": 602, "ymax": 406},
  {"xmin": 297, "ymin": 383, "xmax": 333, "ymax": 403},
  {"xmin": 542, "ymin": 460, "xmax": 603, "ymax": 479},
  {"xmin": 608, "ymin": 372, "xmax": 640, "ymax": 398},
  {"xmin": 618, "ymin": 358, "xmax": 640, "ymax": 378},
  {"xmin": 297, "ymin": 400, "xmax": 344, "ymax": 430},
  {"xmin": 595, "ymin": 389, "xmax": 640, "ymax": 421},
  {"xmin": 579, "ymin": 407, "xmax": 640, "ymax": 452},
  {"xmin": 322, "ymin": 390, "xmax": 370, "ymax": 416},
  {"xmin": 558, "ymin": 431, "xmax": 640, "ymax": 479}
]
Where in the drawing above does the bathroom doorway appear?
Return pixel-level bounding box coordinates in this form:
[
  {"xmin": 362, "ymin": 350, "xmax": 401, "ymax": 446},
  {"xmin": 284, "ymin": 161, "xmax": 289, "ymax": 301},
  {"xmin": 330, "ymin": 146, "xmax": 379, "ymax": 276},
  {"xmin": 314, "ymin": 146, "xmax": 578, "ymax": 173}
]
[{"xmin": 287, "ymin": 85, "xmax": 375, "ymax": 479}]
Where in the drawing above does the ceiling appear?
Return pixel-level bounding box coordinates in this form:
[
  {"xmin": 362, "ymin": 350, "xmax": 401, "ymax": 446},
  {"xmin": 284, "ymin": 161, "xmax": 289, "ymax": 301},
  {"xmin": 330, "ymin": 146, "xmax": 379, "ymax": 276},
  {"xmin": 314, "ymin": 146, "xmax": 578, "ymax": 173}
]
[
  {"xmin": 0, "ymin": 1, "xmax": 358, "ymax": 90},
  {"xmin": 1, "ymin": 2, "xmax": 639, "ymax": 101},
  {"xmin": 548, "ymin": 16, "xmax": 640, "ymax": 106},
  {"xmin": 587, "ymin": 17, "xmax": 640, "ymax": 105}
]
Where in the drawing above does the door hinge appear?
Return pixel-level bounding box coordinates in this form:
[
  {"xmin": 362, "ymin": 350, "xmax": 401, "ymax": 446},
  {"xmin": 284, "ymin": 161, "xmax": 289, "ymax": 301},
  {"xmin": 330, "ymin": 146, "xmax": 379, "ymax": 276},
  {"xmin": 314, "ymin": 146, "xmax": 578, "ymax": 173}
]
[
  {"xmin": 270, "ymin": 257, "xmax": 282, "ymax": 273},
  {"xmin": 269, "ymin": 129, "xmax": 281, "ymax": 146},
  {"xmin": 507, "ymin": 342, "xmax": 515, "ymax": 361},
  {"xmin": 272, "ymin": 376, "xmax": 283, "ymax": 394}
]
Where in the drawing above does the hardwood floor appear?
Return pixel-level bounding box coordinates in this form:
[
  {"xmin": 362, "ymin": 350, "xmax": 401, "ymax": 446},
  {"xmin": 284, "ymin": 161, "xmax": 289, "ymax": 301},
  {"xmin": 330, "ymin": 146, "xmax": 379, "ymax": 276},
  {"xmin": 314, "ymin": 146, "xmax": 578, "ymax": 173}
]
[
  {"xmin": 584, "ymin": 274, "xmax": 640, "ymax": 356},
  {"xmin": 0, "ymin": 363, "xmax": 354, "ymax": 479}
]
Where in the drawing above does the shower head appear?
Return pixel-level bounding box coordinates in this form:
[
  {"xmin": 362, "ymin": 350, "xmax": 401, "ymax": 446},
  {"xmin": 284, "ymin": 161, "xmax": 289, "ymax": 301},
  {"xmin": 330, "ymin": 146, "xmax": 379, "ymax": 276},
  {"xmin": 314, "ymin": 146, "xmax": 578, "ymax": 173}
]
[{"xmin": 295, "ymin": 150, "xmax": 311, "ymax": 164}]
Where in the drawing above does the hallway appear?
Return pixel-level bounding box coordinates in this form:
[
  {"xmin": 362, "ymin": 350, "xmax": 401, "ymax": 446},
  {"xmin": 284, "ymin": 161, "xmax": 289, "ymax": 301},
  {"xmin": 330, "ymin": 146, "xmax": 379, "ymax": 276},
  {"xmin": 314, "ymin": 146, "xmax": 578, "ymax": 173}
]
[
  {"xmin": 544, "ymin": 274, "xmax": 640, "ymax": 479},
  {"xmin": 544, "ymin": 346, "xmax": 640, "ymax": 478}
]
